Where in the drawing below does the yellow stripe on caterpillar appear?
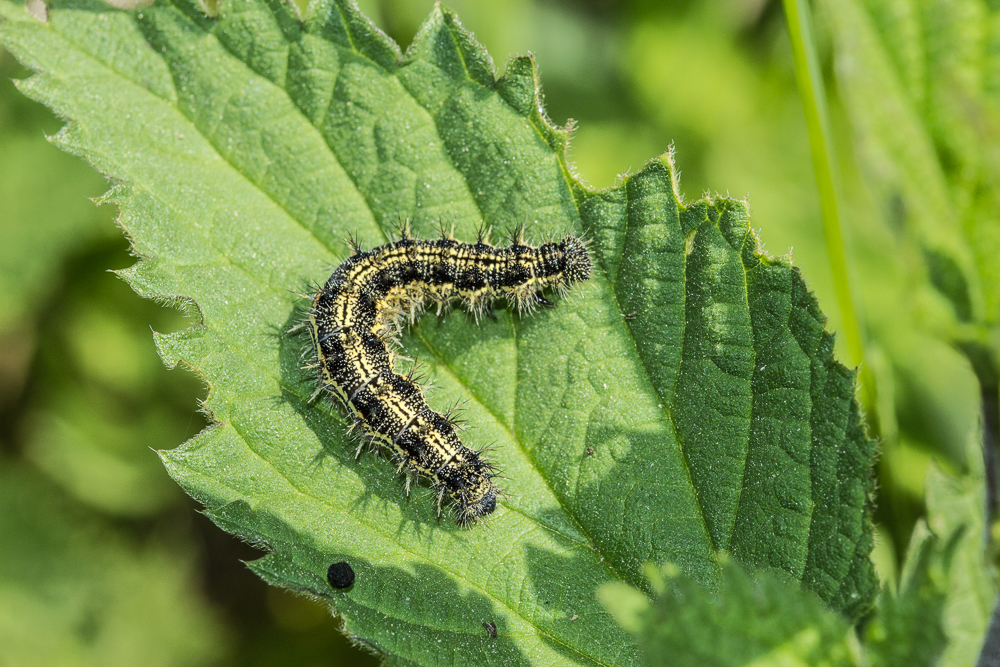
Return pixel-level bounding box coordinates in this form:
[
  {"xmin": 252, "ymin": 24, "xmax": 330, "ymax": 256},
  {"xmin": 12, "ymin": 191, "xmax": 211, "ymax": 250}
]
[{"xmin": 307, "ymin": 228, "xmax": 591, "ymax": 525}]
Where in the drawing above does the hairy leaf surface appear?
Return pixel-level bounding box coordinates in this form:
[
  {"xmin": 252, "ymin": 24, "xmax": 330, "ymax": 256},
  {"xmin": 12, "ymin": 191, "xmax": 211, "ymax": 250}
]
[
  {"xmin": 0, "ymin": 1, "xmax": 878, "ymax": 664},
  {"xmin": 599, "ymin": 560, "xmax": 858, "ymax": 667}
]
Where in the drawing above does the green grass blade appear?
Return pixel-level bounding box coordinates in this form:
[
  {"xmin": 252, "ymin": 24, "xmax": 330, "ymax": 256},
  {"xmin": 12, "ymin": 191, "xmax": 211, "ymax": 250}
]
[{"xmin": 782, "ymin": 0, "xmax": 873, "ymax": 412}]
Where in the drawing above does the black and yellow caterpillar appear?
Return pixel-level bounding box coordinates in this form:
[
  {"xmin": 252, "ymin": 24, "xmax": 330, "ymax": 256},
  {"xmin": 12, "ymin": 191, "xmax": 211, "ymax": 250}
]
[{"xmin": 306, "ymin": 228, "xmax": 591, "ymax": 525}]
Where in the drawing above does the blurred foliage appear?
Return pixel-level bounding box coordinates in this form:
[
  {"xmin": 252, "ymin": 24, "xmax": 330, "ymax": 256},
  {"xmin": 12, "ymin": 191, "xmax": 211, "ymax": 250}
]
[
  {"xmin": 21, "ymin": 242, "xmax": 199, "ymax": 516},
  {"xmin": 815, "ymin": 0, "xmax": 1000, "ymax": 586},
  {"xmin": 1, "ymin": 0, "xmax": 998, "ymax": 664},
  {"xmin": 599, "ymin": 559, "xmax": 858, "ymax": 667},
  {"xmin": 0, "ymin": 51, "xmax": 114, "ymax": 337},
  {"xmin": 864, "ymin": 523, "xmax": 954, "ymax": 667},
  {"xmin": 926, "ymin": 433, "xmax": 997, "ymax": 666},
  {"xmin": 0, "ymin": 462, "xmax": 226, "ymax": 667},
  {"xmin": 859, "ymin": 433, "xmax": 998, "ymax": 667}
]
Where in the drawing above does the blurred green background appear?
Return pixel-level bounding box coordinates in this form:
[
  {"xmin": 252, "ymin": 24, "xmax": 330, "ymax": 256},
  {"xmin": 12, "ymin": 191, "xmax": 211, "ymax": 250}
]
[{"xmin": 0, "ymin": 0, "xmax": 991, "ymax": 664}]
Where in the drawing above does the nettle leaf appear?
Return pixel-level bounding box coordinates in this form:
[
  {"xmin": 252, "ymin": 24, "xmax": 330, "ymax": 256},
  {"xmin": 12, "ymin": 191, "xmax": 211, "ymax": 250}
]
[
  {"xmin": 925, "ymin": 436, "xmax": 997, "ymax": 667},
  {"xmin": 864, "ymin": 523, "xmax": 953, "ymax": 667},
  {"xmin": 598, "ymin": 560, "xmax": 858, "ymax": 667},
  {"xmin": 0, "ymin": 0, "xmax": 878, "ymax": 664}
]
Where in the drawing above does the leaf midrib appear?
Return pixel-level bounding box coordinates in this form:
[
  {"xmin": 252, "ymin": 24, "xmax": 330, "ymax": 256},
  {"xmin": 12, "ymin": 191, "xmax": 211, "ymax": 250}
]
[
  {"xmin": 33, "ymin": 0, "xmax": 716, "ymax": 588},
  {"xmin": 196, "ymin": 2, "xmax": 634, "ymax": 575},
  {"xmin": 41, "ymin": 3, "xmax": 626, "ymax": 653}
]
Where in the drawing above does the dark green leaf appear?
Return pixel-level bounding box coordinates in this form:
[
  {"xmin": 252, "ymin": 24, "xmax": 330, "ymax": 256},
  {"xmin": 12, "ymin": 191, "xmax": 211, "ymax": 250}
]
[
  {"xmin": 0, "ymin": 1, "xmax": 879, "ymax": 663},
  {"xmin": 599, "ymin": 559, "xmax": 857, "ymax": 667},
  {"xmin": 864, "ymin": 522, "xmax": 954, "ymax": 667},
  {"xmin": 926, "ymin": 437, "xmax": 998, "ymax": 666}
]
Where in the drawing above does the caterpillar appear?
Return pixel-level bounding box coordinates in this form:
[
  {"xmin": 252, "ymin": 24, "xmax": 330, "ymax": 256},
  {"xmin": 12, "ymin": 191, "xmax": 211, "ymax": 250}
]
[{"xmin": 306, "ymin": 226, "xmax": 592, "ymax": 526}]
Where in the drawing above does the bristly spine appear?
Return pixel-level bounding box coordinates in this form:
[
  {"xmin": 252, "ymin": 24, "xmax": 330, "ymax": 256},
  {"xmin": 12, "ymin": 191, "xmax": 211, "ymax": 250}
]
[{"xmin": 306, "ymin": 225, "xmax": 592, "ymax": 526}]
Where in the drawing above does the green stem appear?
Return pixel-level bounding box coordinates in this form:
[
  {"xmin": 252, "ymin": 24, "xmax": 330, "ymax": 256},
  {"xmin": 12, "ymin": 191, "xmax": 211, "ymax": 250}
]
[{"xmin": 783, "ymin": 0, "xmax": 875, "ymax": 418}]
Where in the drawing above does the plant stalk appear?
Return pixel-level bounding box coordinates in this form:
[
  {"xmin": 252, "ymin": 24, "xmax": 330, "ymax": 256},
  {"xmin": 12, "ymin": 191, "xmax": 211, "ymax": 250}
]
[{"xmin": 782, "ymin": 0, "xmax": 875, "ymax": 420}]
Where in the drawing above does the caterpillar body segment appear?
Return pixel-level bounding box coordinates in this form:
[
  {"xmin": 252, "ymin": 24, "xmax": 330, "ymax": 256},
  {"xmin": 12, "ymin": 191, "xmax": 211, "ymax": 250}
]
[{"xmin": 307, "ymin": 233, "xmax": 592, "ymax": 525}]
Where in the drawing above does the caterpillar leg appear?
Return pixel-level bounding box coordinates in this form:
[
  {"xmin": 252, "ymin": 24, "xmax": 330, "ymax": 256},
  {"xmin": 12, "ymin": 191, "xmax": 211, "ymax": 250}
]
[{"xmin": 535, "ymin": 292, "xmax": 554, "ymax": 307}]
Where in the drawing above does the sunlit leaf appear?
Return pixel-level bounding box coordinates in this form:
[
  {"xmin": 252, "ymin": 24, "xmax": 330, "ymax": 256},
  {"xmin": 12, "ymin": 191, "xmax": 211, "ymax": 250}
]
[{"xmin": 0, "ymin": 0, "xmax": 878, "ymax": 663}]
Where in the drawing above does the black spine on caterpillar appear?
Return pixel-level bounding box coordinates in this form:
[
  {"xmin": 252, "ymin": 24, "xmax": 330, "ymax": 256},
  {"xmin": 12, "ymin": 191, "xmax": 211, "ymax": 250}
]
[{"xmin": 307, "ymin": 232, "xmax": 592, "ymax": 525}]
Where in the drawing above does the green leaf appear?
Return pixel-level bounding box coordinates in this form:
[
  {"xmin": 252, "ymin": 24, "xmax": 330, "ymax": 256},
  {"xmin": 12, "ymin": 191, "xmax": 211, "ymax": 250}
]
[
  {"xmin": 818, "ymin": 0, "xmax": 979, "ymax": 322},
  {"xmin": 0, "ymin": 461, "xmax": 226, "ymax": 667},
  {"xmin": 866, "ymin": 424, "xmax": 999, "ymax": 667},
  {"xmin": 864, "ymin": 521, "xmax": 954, "ymax": 667},
  {"xmin": 598, "ymin": 560, "xmax": 859, "ymax": 667},
  {"xmin": 881, "ymin": 328, "xmax": 980, "ymax": 467},
  {"xmin": 0, "ymin": 1, "xmax": 878, "ymax": 663},
  {"xmin": 925, "ymin": 435, "xmax": 998, "ymax": 666}
]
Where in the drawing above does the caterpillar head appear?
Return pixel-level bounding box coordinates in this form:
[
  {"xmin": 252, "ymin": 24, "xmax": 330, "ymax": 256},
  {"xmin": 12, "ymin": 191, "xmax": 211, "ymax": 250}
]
[{"xmin": 455, "ymin": 478, "xmax": 499, "ymax": 527}]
